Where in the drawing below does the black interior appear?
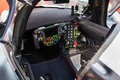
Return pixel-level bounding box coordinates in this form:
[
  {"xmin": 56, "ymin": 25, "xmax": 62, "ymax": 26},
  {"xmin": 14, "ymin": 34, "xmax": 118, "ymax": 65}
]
[
  {"xmin": 30, "ymin": 55, "xmax": 75, "ymax": 80},
  {"xmin": 20, "ymin": 5, "xmax": 110, "ymax": 80},
  {"xmin": 21, "ymin": 7, "xmax": 77, "ymax": 80},
  {"xmin": 22, "ymin": 27, "xmax": 76, "ymax": 80},
  {"xmin": 22, "ymin": 54, "xmax": 76, "ymax": 80}
]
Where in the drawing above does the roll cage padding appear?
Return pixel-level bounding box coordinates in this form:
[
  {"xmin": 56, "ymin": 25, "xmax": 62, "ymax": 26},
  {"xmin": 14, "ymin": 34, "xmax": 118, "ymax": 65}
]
[{"xmin": 78, "ymin": 20, "xmax": 109, "ymax": 41}]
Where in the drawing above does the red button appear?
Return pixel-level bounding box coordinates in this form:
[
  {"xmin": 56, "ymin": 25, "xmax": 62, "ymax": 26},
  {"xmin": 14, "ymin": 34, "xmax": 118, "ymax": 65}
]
[
  {"xmin": 74, "ymin": 22, "xmax": 77, "ymax": 26},
  {"xmin": 73, "ymin": 41, "xmax": 78, "ymax": 47}
]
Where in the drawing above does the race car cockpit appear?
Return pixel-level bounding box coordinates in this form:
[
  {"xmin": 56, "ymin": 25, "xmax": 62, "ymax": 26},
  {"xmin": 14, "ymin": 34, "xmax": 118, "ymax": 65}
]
[
  {"xmin": 21, "ymin": 7, "xmax": 81, "ymax": 80},
  {"xmin": 12, "ymin": 0, "xmax": 111, "ymax": 80}
]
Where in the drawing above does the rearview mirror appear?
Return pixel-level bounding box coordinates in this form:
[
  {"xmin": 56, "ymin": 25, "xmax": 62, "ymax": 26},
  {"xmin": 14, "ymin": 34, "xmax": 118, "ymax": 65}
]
[{"xmin": 53, "ymin": 0, "xmax": 69, "ymax": 4}]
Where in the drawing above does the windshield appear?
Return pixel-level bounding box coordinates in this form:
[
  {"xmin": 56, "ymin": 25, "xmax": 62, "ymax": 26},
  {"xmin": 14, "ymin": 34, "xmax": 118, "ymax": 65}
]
[{"xmin": 36, "ymin": 0, "xmax": 88, "ymax": 12}]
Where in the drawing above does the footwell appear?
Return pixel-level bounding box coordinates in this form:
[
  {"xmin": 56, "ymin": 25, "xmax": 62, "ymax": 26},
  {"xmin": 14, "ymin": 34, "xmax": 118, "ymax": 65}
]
[
  {"xmin": 22, "ymin": 39, "xmax": 76, "ymax": 80},
  {"xmin": 30, "ymin": 55, "xmax": 76, "ymax": 80}
]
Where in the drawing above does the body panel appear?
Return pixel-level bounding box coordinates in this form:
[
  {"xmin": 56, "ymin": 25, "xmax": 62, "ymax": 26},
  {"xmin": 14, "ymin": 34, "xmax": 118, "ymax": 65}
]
[{"xmin": 0, "ymin": 43, "xmax": 18, "ymax": 80}]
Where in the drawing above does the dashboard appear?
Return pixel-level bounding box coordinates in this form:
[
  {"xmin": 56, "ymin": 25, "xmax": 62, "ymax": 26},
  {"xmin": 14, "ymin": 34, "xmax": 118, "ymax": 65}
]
[
  {"xmin": 33, "ymin": 21, "xmax": 79, "ymax": 48},
  {"xmin": 25, "ymin": 7, "xmax": 80, "ymax": 49},
  {"xmin": 26, "ymin": 7, "xmax": 75, "ymax": 30}
]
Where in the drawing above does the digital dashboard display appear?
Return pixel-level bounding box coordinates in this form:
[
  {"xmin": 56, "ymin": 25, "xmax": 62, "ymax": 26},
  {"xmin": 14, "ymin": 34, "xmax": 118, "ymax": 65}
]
[{"xmin": 45, "ymin": 26, "xmax": 58, "ymax": 37}]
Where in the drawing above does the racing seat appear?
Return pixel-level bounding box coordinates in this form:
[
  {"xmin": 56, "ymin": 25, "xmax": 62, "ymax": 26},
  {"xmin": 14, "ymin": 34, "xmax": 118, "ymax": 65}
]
[
  {"xmin": 22, "ymin": 53, "xmax": 76, "ymax": 80},
  {"xmin": 22, "ymin": 57, "xmax": 53, "ymax": 80}
]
